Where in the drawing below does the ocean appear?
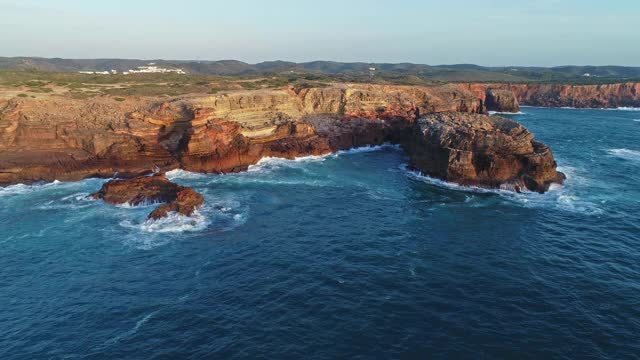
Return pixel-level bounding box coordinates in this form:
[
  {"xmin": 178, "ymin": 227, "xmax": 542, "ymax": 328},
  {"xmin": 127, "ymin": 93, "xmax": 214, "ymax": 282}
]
[{"xmin": 1, "ymin": 107, "xmax": 639, "ymax": 359}]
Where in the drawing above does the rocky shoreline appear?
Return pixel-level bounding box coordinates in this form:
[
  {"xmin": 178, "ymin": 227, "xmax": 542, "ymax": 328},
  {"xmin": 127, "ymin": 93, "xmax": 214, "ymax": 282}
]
[{"xmin": 1, "ymin": 83, "xmax": 567, "ymax": 218}]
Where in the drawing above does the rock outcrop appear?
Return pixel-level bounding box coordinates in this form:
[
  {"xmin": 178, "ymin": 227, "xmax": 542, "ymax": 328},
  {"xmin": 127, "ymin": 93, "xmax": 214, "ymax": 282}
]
[
  {"xmin": 91, "ymin": 174, "xmax": 204, "ymax": 219},
  {"xmin": 462, "ymin": 83, "xmax": 640, "ymax": 108},
  {"xmin": 485, "ymin": 89, "xmax": 520, "ymax": 113},
  {"xmin": 404, "ymin": 113, "xmax": 564, "ymax": 192}
]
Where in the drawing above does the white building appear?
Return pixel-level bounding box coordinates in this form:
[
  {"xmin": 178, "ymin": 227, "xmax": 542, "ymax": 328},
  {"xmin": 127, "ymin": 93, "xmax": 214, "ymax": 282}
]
[{"xmin": 126, "ymin": 63, "xmax": 186, "ymax": 74}]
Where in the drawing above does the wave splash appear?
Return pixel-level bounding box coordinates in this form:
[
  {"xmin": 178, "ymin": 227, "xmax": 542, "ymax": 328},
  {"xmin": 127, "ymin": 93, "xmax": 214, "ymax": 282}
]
[{"xmin": 120, "ymin": 210, "xmax": 209, "ymax": 234}]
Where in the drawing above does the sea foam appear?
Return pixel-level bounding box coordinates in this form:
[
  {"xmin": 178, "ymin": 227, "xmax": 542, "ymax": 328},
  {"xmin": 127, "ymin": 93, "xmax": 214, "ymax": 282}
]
[
  {"xmin": 488, "ymin": 111, "xmax": 525, "ymax": 115},
  {"xmin": 608, "ymin": 148, "xmax": 640, "ymax": 161},
  {"xmin": 401, "ymin": 164, "xmax": 602, "ymax": 215},
  {"xmin": 120, "ymin": 210, "xmax": 209, "ymax": 234}
]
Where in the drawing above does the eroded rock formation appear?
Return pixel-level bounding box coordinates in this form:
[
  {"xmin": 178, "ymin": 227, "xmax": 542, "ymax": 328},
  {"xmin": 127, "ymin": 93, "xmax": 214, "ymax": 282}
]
[
  {"xmin": 485, "ymin": 89, "xmax": 520, "ymax": 113},
  {"xmin": 404, "ymin": 113, "xmax": 564, "ymax": 193},
  {"xmin": 0, "ymin": 83, "xmax": 564, "ymax": 198},
  {"xmin": 461, "ymin": 83, "xmax": 640, "ymax": 108},
  {"xmin": 91, "ymin": 174, "xmax": 204, "ymax": 219}
]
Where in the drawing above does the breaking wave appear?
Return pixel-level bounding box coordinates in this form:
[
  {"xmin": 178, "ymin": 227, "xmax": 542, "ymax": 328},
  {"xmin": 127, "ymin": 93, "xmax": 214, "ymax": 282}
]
[
  {"xmin": 400, "ymin": 164, "xmax": 602, "ymax": 215},
  {"xmin": 165, "ymin": 169, "xmax": 208, "ymax": 181},
  {"xmin": 0, "ymin": 180, "xmax": 63, "ymax": 197},
  {"xmin": 247, "ymin": 144, "xmax": 400, "ymax": 174},
  {"xmin": 331, "ymin": 143, "xmax": 401, "ymax": 157},
  {"xmin": 120, "ymin": 210, "xmax": 209, "ymax": 234}
]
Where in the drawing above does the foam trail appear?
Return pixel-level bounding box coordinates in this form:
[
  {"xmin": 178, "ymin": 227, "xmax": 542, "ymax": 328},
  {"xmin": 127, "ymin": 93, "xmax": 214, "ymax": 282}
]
[
  {"xmin": 488, "ymin": 111, "xmax": 525, "ymax": 115},
  {"xmin": 608, "ymin": 148, "xmax": 640, "ymax": 161},
  {"xmin": 104, "ymin": 310, "xmax": 159, "ymax": 346}
]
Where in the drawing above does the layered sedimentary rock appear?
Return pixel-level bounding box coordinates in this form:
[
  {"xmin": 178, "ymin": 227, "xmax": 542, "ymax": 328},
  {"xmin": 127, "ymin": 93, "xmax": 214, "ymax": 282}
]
[
  {"xmin": 0, "ymin": 84, "xmax": 483, "ymax": 184},
  {"xmin": 462, "ymin": 83, "xmax": 640, "ymax": 108},
  {"xmin": 0, "ymin": 83, "xmax": 564, "ymax": 195},
  {"xmin": 91, "ymin": 174, "xmax": 204, "ymax": 219},
  {"xmin": 405, "ymin": 113, "xmax": 564, "ymax": 192},
  {"xmin": 485, "ymin": 89, "xmax": 520, "ymax": 113}
]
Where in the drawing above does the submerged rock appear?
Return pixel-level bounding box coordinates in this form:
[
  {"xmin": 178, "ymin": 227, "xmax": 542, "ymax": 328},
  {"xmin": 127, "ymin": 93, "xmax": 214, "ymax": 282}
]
[
  {"xmin": 91, "ymin": 174, "xmax": 204, "ymax": 219},
  {"xmin": 404, "ymin": 112, "xmax": 565, "ymax": 192}
]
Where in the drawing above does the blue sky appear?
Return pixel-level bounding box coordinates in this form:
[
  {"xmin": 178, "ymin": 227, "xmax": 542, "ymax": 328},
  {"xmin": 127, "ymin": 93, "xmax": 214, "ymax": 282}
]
[{"xmin": 0, "ymin": 0, "xmax": 638, "ymax": 66}]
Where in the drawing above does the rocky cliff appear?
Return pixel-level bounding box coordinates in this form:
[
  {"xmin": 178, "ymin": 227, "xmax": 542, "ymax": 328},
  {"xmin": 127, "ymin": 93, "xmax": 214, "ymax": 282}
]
[
  {"xmin": 405, "ymin": 113, "xmax": 563, "ymax": 192},
  {"xmin": 461, "ymin": 83, "xmax": 640, "ymax": 108},
  {"xmin": 0, "ymin": 83, "xmax": 563, "ymax": 193}
]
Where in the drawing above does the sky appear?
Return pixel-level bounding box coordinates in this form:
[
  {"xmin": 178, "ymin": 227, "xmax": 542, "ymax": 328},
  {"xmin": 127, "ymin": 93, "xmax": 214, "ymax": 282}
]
[{"xmin": 0, "ymin": 0, "xmax": 638, "ymax": 66}]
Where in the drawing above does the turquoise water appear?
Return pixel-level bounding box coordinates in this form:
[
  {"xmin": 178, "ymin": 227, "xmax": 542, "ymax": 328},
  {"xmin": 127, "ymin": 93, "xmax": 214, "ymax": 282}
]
[{"xmin": 1, "ymin": 107, "xmax": 639, "ymax": 359}]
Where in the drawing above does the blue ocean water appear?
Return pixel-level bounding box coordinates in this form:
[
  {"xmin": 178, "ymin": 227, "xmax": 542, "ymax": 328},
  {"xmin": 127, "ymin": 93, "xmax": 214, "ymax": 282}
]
[{"xmin": 1, "ymin": 107, "xmax": 639, "ymax": 359}]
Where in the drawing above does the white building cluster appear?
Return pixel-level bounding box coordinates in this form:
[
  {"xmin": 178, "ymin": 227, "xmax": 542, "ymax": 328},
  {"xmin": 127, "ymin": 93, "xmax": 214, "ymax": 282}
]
[
  {"xmin": 124, "ymin": 63, "xmax": 186, "ymax": 75},
  {"xmin": 78, "ymin": 63, "xmax": 186, "ymax": 75}
]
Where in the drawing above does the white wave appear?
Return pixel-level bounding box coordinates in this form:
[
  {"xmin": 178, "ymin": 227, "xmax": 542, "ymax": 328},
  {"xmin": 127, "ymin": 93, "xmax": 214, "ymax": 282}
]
[
  {"xmin": 488, "ymin": 111, "xmax": 525, "ymax": 115},
  {"xmin": 165, "ymin": 169, "xmax": 208, "ymax": 181},
  {"xmin": 521, "ymin": 105, "xmax": 640, "ymax": 111},
  {"xmin": 608, "ymin": 148, "xmax": 640, "ymax": 161},
  {"xmin": 120, "ymin": 210, "xmax": 209, "ymax": 234},
  {"xmin": 246, "ymin": 144, "xmax": 400, "ymax": 174},
  {"xmin": 0, "ymin": 184, "xmax": 34, "ymax": 197},
  {"xmin": 401, "ymin": 164, "xmax": 602, "ymax": 215},
  {"xmin": 0, "ymin": 180, "xmax": 64, "ymax": 197},
  {"xmin": 401, "ymin": 164, "xmax": 515, "ymax": 195},
  {"xmin": 247, "ymin": 153, "xmax": 329, "ymax": 173},
  {"xmin": 331, "ymin": 143, "xmax": 401, "ymax": 157},
  {"xmin": 633, "ymin": 119, "xmax": 640, "ymax": 122}
]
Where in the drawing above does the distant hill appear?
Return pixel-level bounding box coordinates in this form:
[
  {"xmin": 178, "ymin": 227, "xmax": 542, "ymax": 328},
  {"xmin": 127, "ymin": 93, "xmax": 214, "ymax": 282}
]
[{"xmin": 1, "ymin": 57, "xmax": 640, "ymax": 83}]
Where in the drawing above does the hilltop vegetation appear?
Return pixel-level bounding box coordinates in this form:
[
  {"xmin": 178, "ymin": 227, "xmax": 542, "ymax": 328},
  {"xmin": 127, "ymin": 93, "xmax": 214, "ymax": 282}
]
[{"xmin": 1, "ymin": 57, "xmax": 640, "ymax": 85}]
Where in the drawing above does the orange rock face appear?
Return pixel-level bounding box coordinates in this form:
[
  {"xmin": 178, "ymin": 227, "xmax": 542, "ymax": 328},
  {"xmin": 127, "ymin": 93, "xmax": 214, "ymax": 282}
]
[
  {"xmin": 91, "ymin": 174, "xmax": 204, "ymax": 219},
  {"xmin": 405, "ymin": 113, "xmax": 564, "ymax": 192},
  {"xmin": 461, "ymin": 83, "xmax": 640, "ymax": 108},
  {"xmin": 0, "ymin": 83, "xmax": 565, "ymax": 193}
]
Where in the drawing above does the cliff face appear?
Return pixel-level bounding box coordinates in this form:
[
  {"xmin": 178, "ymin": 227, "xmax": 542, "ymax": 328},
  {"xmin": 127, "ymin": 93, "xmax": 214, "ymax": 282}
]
[
  {"xmin": 485, "ymin": 89, "xmax": 520, "ymax": 113},
  {"xmin": 461, "ymin": 83, "xmax": 640, "ymax": 108},
  {"xmin": 0, "ymin": 83, "xmax": 563, "ymax": 192},
  {"xmin": 406, "ymin": 113, "xmax": 563, "ymax": 192},
  {"xmin": 0, "ymin": 84, "xmax": 483, "ymax": 184}
]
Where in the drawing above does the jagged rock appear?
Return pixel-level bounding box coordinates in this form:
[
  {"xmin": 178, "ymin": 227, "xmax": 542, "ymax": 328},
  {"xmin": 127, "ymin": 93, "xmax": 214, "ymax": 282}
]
[
  {"xmin": 91, "ymin": 174, "xmax": 204, "ymax": 219},
  {"xmin": 405, "ymin": 112, "xmax": 564, "ymax": 192}
]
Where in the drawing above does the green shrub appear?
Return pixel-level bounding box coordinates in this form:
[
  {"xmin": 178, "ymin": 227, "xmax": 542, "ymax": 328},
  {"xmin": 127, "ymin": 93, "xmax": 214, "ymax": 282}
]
[
  {"xmin": 17, "ymin": 93, "xmax": 28, "ymax": 97},
  {"xmin": 25, "ymin": 80, "xmax": 47, "ymax": 87},
  {"xmin": 114, "ymin": 97, "xmax": 126, "ymax": 102}
]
